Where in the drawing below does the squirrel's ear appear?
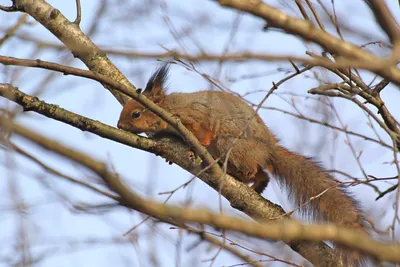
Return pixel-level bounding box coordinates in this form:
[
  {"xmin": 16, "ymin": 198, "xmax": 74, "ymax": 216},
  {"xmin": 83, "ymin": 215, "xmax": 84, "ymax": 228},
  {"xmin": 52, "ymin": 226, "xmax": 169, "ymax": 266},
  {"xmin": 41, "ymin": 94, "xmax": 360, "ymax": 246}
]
[{"xmin": 143, "ymin": 61, "xmax": 170, "ymax": 103}]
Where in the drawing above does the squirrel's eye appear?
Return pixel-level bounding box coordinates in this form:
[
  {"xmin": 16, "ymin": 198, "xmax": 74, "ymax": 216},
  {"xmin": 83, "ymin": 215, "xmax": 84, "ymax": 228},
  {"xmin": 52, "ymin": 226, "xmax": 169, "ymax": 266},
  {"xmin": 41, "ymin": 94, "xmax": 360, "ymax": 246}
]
[{"xmin": 131, "ymin": 111, "xmax": 141, "ymax": 119}]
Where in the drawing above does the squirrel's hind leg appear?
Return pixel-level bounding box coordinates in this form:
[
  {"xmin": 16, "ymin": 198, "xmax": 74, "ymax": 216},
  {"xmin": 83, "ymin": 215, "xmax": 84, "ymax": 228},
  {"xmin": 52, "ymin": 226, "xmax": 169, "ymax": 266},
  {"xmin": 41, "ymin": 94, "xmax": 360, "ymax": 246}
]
[{"xmin": 251, "ymin": 170, "xmax": 270, "ymax": 194}]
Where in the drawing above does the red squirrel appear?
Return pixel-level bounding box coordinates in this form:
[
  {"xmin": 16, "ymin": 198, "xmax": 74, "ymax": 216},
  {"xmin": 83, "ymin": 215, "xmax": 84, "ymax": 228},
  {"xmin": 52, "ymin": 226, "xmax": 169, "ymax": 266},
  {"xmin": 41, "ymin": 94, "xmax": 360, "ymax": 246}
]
[{"xmin": 117, "ymin": 62, "xmax": 368, "ymax": 265}]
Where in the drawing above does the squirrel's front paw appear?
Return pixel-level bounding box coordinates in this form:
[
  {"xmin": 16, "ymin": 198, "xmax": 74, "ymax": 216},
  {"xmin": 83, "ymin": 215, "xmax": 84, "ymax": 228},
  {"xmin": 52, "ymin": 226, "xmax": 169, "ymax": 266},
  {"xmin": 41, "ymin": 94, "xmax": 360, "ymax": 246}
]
[
  {"xmin": 187, "ymin": 150, "xmax": 196, "ymax": 162},
  {"xmin": 187, "ymin": 150, "xmax": 203, "ymax": 165}
]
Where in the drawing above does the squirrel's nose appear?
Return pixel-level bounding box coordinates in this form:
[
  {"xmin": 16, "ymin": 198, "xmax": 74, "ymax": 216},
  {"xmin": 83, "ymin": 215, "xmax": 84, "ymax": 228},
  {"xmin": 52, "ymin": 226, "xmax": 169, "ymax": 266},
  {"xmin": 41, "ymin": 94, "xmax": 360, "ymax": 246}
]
[{"xmin": 117, "ymin": 120, "xmax": 123, "ymax": 129}]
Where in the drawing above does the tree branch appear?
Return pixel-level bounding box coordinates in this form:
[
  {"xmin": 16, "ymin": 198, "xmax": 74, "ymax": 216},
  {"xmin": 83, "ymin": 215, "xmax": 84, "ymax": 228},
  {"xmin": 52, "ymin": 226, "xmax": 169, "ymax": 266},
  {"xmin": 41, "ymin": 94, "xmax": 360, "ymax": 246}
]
[
  {"xmin": 365, "ymin": 0, "xmax": 400, "ymax": 44},
  {"xmin": 6, "ymin": 122, "xmax": 400, "ymax": 264},
  {"xmin": 0, "ymin": 83, "xmax": 342, "ymax": 266}
]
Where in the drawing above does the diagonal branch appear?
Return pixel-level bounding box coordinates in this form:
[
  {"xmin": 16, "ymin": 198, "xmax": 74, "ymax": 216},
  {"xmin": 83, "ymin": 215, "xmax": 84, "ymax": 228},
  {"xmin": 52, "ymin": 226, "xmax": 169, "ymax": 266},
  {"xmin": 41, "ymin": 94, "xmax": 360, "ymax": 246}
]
[
  {"xmin": 6, "ymin": 123, "xmax": 400, "ymax": 264},
  {"xmin": 0, "ymin": 83, "xmax": 342, "ymax": 266},
  {"xmin": 365, "ymin": 0, "xmax": 400, "ymax": 44}
]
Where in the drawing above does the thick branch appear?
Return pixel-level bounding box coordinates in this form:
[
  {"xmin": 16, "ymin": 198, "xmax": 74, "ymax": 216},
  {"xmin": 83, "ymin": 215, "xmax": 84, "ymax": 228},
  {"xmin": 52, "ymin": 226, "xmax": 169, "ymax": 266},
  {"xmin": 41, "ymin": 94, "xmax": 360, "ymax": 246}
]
[
  {"xmin": 365, "ymin": 0, "xmax": 400, "ymax": 44},
  {"xmin": 7, "ymin": 123, "xmax": 400, "ymax": 264},
  {"xmin": 0, "ymin": 83, "xmax": 341, "ymax": 266}
]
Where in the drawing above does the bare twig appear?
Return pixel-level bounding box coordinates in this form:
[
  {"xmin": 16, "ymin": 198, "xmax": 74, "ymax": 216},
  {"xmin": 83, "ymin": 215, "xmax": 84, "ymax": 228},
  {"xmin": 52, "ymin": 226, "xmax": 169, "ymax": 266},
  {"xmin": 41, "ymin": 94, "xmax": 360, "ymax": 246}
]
[
  {"xmin": 73, "ymin": 0, "xmax": 81, "ymax": 25},
  {"xmin": 0, "ymin": 4, "xmax": 17, "ymax": 12},
  {"xmin": 0, "ymin": 14, "xmax": 28, "ymax": 46}
]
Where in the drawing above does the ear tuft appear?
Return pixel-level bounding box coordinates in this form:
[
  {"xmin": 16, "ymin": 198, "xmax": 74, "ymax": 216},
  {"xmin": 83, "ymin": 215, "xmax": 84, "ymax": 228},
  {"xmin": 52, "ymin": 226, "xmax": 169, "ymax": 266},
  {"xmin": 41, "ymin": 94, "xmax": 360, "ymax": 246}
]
[{"xmin": 143, "ymin": 61, "xmax": 170, "ymax": 102}]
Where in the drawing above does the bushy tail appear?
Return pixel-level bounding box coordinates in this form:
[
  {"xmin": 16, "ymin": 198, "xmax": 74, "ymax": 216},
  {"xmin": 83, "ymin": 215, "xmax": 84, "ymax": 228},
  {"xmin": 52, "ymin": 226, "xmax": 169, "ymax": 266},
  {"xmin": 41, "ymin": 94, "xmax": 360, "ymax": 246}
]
[{"xmin": 271, "ymin": 145, "xmax": 368, "ymax": 266}]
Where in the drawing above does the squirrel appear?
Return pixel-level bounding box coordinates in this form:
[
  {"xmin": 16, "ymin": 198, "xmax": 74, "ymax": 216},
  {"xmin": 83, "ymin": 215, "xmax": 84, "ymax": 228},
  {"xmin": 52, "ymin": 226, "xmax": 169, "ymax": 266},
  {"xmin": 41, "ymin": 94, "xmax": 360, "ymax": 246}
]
[{"xmin": 117, "ymin": 62, "xmax": 369, "ymax": 266}]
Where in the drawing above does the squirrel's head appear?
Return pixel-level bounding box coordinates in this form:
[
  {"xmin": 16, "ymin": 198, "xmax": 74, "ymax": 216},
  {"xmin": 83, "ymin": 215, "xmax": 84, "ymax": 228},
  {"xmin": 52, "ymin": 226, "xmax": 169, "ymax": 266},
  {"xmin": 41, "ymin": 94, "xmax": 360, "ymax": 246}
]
[{"xmin": 117, "ymin": 62, "xmax": 170, "ymax": 134}]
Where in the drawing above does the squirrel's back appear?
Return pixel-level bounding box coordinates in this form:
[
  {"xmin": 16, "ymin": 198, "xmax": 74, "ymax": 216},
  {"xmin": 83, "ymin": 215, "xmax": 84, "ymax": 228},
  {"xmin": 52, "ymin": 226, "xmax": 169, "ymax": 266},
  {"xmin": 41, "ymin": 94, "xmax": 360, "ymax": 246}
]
[{"xmin": 164, "ymin": 91, "xmax": 277, "ymax": 144}]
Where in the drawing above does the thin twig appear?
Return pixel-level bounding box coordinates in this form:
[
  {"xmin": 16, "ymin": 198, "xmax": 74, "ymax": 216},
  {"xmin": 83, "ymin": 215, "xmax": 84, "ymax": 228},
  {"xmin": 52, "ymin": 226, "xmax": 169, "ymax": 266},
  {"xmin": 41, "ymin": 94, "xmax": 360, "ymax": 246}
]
[
  {"xmin": 73, "ymin": 0, "xmax": 81, "ymax": 25},
  {"xmin": 0, "ymin": 4, "xmax": 17, "ymax": 12}
]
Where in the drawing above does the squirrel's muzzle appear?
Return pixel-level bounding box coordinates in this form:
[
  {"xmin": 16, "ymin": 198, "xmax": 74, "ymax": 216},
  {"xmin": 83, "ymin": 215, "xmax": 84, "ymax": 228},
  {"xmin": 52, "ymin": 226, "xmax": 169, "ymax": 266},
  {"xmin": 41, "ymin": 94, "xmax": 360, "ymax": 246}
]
[{"xmin": 117, "ymin": 120, "xmax": 126, "ymax": 130}]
